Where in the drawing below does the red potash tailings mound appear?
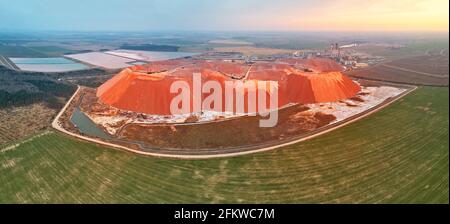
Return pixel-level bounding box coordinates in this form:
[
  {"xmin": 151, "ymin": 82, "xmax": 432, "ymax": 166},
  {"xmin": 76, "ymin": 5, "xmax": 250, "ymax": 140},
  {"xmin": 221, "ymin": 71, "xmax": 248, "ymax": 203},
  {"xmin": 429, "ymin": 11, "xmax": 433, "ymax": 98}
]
[
  {"xmin": 97, "ymin": 69, "xmax": 277, "ymax": 115},
  {"xmin": 97, "ymin": 69, "xmax": 180, "ymax": 115},
  {"xmin": 97, "ymin": 58, "xmax": 361, "ymax": 115},
  {"xmin": 286, "ymin": 72, "xmax": 361, "ymax": 104},
  {"xmin": 278, "ymin": 57, "xmax": 345, "ymax": 72}
]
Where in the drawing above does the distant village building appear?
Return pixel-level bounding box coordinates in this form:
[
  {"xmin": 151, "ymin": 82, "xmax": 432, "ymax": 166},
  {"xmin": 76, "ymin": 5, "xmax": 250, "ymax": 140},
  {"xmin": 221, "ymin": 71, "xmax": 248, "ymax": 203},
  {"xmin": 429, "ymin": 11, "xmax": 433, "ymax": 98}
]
[{"xmin": 341, "ymin": 55, "xmax": 357, "ymax": 67}]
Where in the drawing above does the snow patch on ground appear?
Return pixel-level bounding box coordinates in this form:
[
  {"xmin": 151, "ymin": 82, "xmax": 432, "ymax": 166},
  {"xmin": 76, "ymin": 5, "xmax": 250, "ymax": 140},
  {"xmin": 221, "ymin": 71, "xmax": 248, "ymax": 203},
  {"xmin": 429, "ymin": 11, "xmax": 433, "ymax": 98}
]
[
  {"xmin": 306, "ymin": 86, "xmax": 406, "ymax": 123},
  {"xmin": 89, "ymin": 115, "xmax": 132, "ymax": 135},
  {"xmin": 133, "ymin": 111, "xmax": 244, "ymax": 124}
]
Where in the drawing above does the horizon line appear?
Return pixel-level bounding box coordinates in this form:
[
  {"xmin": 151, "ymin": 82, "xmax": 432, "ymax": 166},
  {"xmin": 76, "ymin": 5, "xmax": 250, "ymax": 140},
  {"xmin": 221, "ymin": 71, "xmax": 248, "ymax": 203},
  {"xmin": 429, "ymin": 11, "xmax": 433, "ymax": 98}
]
[{"xmin": 1, "ymin": 29, "xmax": 449, "ymax": 34}]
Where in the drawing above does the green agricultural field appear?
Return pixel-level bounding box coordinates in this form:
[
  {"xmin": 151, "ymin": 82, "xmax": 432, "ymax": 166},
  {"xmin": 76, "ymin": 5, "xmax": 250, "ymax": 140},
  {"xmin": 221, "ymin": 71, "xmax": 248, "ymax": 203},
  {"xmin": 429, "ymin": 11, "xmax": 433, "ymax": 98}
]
[
  {"xmin": 356, "ymin": 39, "xmax": 449, "ymax": 60},
  {"xmin": 0, "ymin": 87, "xmax": 448, "ymax": 203},
  {"xmin": 0, "ymin": 45, "xmax": 76, "ymax": 57},
  {"xmin": 0, "ymin": 45, "xmax": 47, "ymax": 57},
  {"xmin": 23, "ymin": 46, "xmax": 78, "ymax": 57}
]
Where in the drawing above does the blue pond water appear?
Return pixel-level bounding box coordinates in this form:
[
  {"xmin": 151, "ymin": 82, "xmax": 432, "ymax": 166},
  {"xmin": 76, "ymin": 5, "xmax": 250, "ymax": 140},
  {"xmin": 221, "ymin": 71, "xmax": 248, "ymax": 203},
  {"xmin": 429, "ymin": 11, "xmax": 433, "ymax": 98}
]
[{"xmin": 70, "ymin": 107, "xmax": 111, "ymax": 140}]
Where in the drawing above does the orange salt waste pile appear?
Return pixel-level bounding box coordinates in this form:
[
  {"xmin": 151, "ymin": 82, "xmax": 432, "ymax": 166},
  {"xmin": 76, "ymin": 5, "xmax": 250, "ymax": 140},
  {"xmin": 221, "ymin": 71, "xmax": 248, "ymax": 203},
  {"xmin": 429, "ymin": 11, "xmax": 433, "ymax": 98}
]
[{"xmin": 97, "ymin": 58, "xmax": 361, "ymax": 115}]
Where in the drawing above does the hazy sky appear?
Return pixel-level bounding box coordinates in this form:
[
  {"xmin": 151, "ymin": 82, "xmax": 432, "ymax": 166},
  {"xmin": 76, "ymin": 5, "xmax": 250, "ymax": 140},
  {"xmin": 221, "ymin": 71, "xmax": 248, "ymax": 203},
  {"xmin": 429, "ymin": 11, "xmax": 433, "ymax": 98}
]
[{"xmin": 0, "ymin": 0, "xmax": 448, "ymax": 32}]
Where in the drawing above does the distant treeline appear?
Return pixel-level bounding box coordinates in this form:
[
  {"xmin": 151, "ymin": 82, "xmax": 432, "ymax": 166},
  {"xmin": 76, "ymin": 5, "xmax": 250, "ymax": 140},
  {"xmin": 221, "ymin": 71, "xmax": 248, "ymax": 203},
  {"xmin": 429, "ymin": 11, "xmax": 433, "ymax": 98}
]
[
  {"xmin": 0, "ymin": 65, "xmax": 109, "ymax": 79},
  {"xmin": 120, "ymin": 44, "xmax": 179, "ymax": 52},
  {"xmin": 0, "ymin": 90, "xmax": 46, "ymax": 108},
  {"xmin": 52, "ymin": 67, "xmax": 110, "ymax": 79},
  {"xmin": 24, "ymin": 80, "xmax": 75, "ymax": 98},
  {"xmin": 0, "ymin": 66, "xmax": 77, "ymax": 109},
  {"xmin": 72, "ymin": 75, "xmax": 113, "ymax": 88},
  {"xmin": 0, "ymin": 88, "xmax": 73, "ymax": 110}
]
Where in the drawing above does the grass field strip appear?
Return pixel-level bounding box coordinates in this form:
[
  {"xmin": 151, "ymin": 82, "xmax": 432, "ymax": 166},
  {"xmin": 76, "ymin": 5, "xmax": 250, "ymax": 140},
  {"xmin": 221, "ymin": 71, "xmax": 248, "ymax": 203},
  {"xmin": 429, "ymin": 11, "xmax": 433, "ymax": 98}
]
[{"xmin": 0, "ymin": 131, "xmax": 51, "ymax": 154}]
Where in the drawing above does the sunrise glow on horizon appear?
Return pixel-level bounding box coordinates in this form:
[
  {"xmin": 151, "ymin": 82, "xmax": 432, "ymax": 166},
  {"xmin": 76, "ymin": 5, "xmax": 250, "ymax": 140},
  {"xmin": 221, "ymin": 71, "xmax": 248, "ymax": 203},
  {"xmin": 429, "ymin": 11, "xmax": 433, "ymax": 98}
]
[{"xmin": 0, "ymin": 0, "xmax": 448, "ymax": 32}]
